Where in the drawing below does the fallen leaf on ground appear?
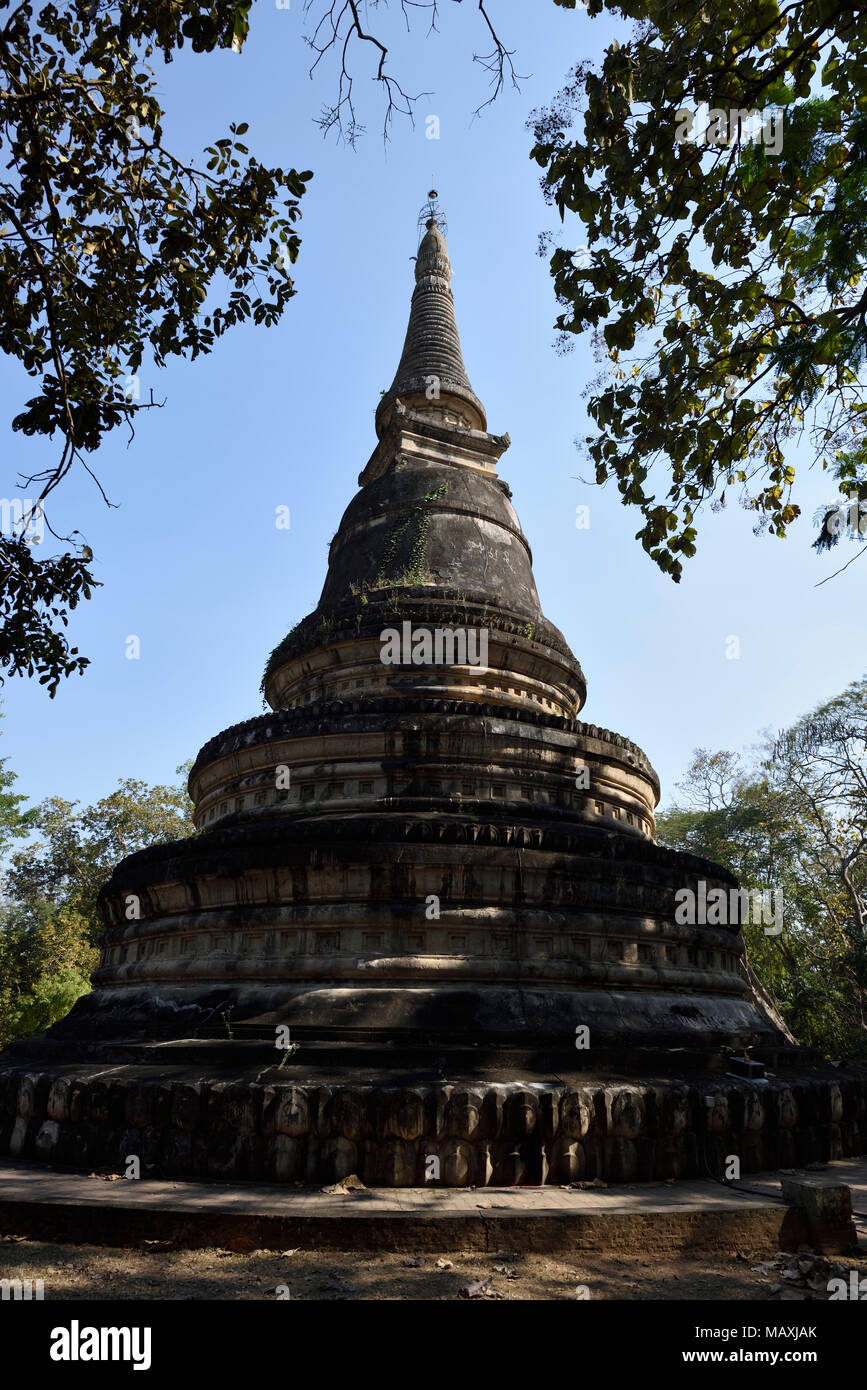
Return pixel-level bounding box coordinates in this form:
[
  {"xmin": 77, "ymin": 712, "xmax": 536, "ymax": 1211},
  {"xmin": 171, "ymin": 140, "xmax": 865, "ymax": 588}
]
[
  {"xmin": 321, "ymin": 1174, "xmax": 366, "ymax": 1196},
  {"xmin": 460, "ymin": 1277, "xmax": 493, "ymax": 1299}
]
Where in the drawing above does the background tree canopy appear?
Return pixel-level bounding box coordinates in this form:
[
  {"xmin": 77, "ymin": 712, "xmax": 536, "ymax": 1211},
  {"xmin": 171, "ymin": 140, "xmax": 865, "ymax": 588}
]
[
  {"xmin": 657, "ymin": 676, "xmax": 867, "ymax": 1058},
  {"xmin": 0, "ymin": 0, "xmax": 311, "ymax": 693},
  {"xmin": 0, "ymin": 748, "xmax": 193, "ymax": 1047},
  {"xmin": 533, "ymin": 0, "xmax": 867, "ymax": 580}
]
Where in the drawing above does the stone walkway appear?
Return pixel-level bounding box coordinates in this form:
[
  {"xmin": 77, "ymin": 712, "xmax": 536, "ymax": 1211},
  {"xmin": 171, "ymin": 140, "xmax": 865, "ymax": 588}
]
[{"xmin": 1, "ymin": 1157, "xmax": 865, "ymax": 1254}]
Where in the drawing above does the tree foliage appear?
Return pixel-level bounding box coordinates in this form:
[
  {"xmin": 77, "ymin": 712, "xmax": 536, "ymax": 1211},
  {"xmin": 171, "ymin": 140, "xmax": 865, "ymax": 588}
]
[
  {"xmin": 0, "ymin": 0, "xmax": 312, "ymax": 692},
  {"xmin": 532, "ymin": 0, "xmax": 867, "ymax": 579},
  {"xmin": 0, "ymin": 756, "xmax": 194, "ymax": 1046},
  {"xmin": 657, "ymin": 678, "xmax": 867, "ymax": 1056},
  {"xmin": 5, "ymin": 762, "xmax": 194, "ymax": 931},
  {"xmin": 0, "ymin": 897, "xmax": 95, "ymax": 1047},
  {"xmin": 0, "ymin": 707, "xmax": 37, "ymax": 855}
]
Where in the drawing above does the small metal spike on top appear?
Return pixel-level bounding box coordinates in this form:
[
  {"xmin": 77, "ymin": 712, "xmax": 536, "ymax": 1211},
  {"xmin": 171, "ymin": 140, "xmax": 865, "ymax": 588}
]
[{"xmin": 417, "ymin": 187, "xmax": 448, "ymax": 242}]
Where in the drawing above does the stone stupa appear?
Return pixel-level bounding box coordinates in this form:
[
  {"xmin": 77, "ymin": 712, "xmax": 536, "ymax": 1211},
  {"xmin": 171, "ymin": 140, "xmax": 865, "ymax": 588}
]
[{"xmin": 2, "ymin": 199, "xmax": 864, "ymax": 1187}]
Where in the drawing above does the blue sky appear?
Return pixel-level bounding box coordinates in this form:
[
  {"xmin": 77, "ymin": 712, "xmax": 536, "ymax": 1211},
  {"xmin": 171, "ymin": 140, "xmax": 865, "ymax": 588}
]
[{"xmin": 1, "ymin": 0, "xmax": 864, "ymax": 817}]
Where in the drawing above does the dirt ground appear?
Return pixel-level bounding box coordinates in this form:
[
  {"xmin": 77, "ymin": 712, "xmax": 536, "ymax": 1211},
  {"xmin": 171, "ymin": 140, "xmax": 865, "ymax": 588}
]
[{"xmin": 3, "ymin": 1234, "xmax": 865, "ymax": 1300}]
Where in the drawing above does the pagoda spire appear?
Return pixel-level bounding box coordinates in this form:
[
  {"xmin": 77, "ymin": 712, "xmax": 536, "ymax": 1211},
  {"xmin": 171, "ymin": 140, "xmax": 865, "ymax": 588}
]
[{"xmin": 375, "ymin": 197, "xmax": 486, "ymax": 438}]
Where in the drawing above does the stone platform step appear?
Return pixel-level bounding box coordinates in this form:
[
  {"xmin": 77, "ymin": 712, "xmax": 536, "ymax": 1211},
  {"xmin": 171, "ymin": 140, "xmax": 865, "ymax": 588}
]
[
  {"xmin": 2, "ymin": 1158, "xmax": 864, "ymax": 1255},
  {"xmin": 8, "ymin": 1035, "xmax": 825, "ymax": 1074}
]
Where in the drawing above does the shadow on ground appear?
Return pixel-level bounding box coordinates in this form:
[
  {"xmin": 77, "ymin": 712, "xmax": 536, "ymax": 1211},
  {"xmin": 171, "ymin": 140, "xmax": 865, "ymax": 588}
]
[{"xmin": 3, "ymin": 1236, "xmax": 847, "ymax": 1301}]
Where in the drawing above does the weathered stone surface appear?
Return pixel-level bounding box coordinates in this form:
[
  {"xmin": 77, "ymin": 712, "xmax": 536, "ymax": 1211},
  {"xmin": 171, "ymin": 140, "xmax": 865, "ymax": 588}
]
[
  {"xmin": 161, "ymin": 1127, "xmax": 193, "ymax": 1175},
  {"xmin": 560, "ymin": 1091, "xmax": 594, "ymax": 1140},
  {"xmin": 171, "ymin": 1084, "xmax": 201, "ymax": 1134},
  {"xmin": 437, "ymin": 1138, "xmax": 475, "ymax": 1187},
  {"xmin": 382, "ymin": 1090, "xmax": 425, "ymax": 1142},
  {"xmin": 379, "ymin": 1139, "xmax": 417, "ymax": 1187},
  {"xmin": 124, "ymin": 1086, "xmax": 152, "ymax": 1130},
  {"xmin": 273, "ymin": 1087, "xmax": 309, "ymax": 1138},
  {"xmin": 9, "ymin": 1115, "xmax": 31, "ymax": 1158},
  {"xmin": 325, "ymin": 1089, "xmax": 366, "ymax": 1142},
  {"xmin": 17, "ymin": 1074, "xmax": 46, "ymax": 1121},
  {"xmin": 609, "ymin": 1089, "xmax": 645, "ymax": 1140},
  {"xmin": 0, "ymin": 208, "xmax": 860, "ymax": 1189},
  {"xmin": 445, "ymin": 1088, "xmax": 485, "ymax": 1140},
  {"xmin": 0, "ymin": 1063, "xmax": 865, "ymax": 1185},
  {"xmin": 220, "ymin": 1085, "xmax": 259, "ymax": 1135},
  {"xmin": 504, "ymin": 1091, "xmax": 538, "ymax": 1140},
  {"xmin": 268, "ymin": 1134, "xmax": 303, "ymax": 1182},
  {"xmin": 47, "ymin": 1079, "xmax": 71, "ymax": 1123},
  {"xmin": 780, "ymin": 1177, "xmax": 857, "ymax": 1253},
  {"xmin": 772, "ymin": 1087, "xmax": 798, "ymax": 1130},
  {"xmin": 549, "ymin": 1137, "xmax": 586, "ymax": 1183},
  {"xmin": 320, "ymin": 1135, "xmax": 358, "ymax": 1183},
  {"xmin": 34, "ymin": 1119, "xmax": 60, "ymax": 1161}
]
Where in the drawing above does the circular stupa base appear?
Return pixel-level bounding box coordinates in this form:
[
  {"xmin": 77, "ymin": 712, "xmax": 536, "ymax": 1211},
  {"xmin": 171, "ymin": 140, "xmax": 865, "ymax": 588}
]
[{"xmin": 2, "ymin": 1056, "xmax": 865, "ymax": 1188}]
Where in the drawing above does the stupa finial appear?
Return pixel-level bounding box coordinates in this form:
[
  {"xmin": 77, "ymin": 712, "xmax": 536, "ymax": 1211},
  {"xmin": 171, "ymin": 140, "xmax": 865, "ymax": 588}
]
[
  {"xmin": 375, "ymin": 195, "xmax": 486, "ymax": 437},
  {"xmin": 417, "ymin": 187, "xmax": 447, "ymax": 241}
]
